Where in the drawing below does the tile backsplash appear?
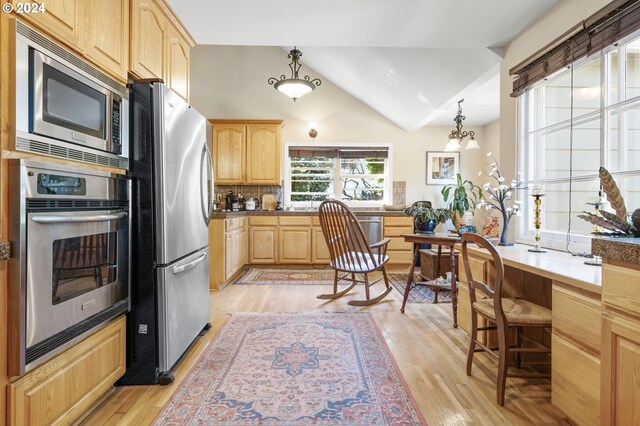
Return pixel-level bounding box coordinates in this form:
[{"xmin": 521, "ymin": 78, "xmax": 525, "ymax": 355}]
[
  {"xmin": 392, "ymin": 181, "xmax": 406, "ymax": 205},
  {"xmin": 215, "ymin": 184, "xmax": 282, "ymax": 205}
]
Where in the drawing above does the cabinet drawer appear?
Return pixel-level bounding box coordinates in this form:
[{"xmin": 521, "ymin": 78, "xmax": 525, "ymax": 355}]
[
  {"xmin": 602, "ymin": 263, "xmax": 640, "ymax": 316},
  {"xmin": 384, "ymin": 217, "xmax": 413, "ymax": 226},
  {"xmin": 249, "ymin": 216, "xmax": 278, "ymax": 226},
  {"xmin": 552, "ymin": 285, "xmax": 601, "ymax": 354},
  {"xmin": 383, "ymin": 225, "xmax": 414, "ymax": 237},
  {"xmin": 387, "ymin": 237, "xmax": 412, "ymax": 251},
  {"xmin": 225, "ymin": 216, "xmax": 246, "ymax": 231},
  {"xmin": 279, "ymin": 216, "xmax": 312, "ymax": 226},
  {"xmin": 551, "ymin": 334, "xmax": 600, "ymax": 426},
  {"xmin": 387, "ymin": 250, "xmax": 414, "ymax": 264}
]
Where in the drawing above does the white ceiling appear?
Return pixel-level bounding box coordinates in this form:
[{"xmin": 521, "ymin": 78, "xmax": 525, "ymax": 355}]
[{"xmin": 168, "ymin": 0, "xmax": 559, "ymax": 130}]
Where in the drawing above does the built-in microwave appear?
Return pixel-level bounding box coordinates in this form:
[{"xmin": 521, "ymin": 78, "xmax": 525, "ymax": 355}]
[{"xmin": 15, "ymin": 21, "xmax": 129, "ymax": 169}]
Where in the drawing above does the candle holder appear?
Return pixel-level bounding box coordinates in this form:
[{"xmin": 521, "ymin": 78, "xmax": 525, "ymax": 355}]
[
  {"xmin": 584, "ymin": 195, "xmax": 607, "ymax": 266},
  {"xmin": 528, "ymin": 191, "xmax": 546, "ymax": 253}
]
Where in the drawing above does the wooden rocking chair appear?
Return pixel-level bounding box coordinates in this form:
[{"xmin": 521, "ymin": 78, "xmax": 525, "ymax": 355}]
[{"xmin": 317, "ymin": 199, "xmax": 393, "ymax": 306}]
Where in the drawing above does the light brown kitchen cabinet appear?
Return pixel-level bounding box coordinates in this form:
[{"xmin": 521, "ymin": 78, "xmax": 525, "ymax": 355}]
[
  {"xmin": 210, "ymin": 120, "xmax": 283, "ymax": 186},
  {"xmin": 7, "ymin": 316, "xmax": 126, "ymax": 426},
  {"xmin": 85, "ymin": 0, "xmax": 129, "ymax": 81},
  {"xmin": 209, "ymin": 216, "xmax": 247, "ymax": 289},
  {"xmin": 12, "ymin": 0, "xmax": 85, "ymax": 52},
  {"xmin": 11, "ymin": 0, "xmax": 130, "ymax": 81},
  {"xmin": 601, "ymin": 261, "xmax": 640, "ymax": 426},
  {"xmin": 278, "ymin": 216, "xmax": 312, "ymax": 263},
  {"xmin": 130, "ymin": 0, "xmax": 166, "ymax": 80},
  {"xmin": 310, "ymin": 217, "xmax": 330, "ymax": 264},
  {"xmin": 382, "ymin": 216, "xmax": 413, "ymax": 265},
  {"xmin": 166, "ymin": 24, "xmax": 190, "ymax": 101},
  {"xmin": 213, "ymin": 124, "xmax": 245, "ymax": 184},
  {"xmin": 246, "ymin": 125, "xmax": 281, "ymax": 184},
  {"xmin": 130, "ymin": 0, "xmax": 193, "ymax": 99},
  {"xmin": 250, "ymin": 227, "xmax": 278, "ymax": 264}
]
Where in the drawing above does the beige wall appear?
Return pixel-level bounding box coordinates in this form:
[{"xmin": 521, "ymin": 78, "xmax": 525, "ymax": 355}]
[{"xmin": 191, "ymin": 45, "xmax": 490, "ymax": 207}]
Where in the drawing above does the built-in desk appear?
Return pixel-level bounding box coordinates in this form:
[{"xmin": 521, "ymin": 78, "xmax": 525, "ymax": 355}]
[{"xmin": 459, "ymin": 243, "xmax": 602, "ymax": 426}]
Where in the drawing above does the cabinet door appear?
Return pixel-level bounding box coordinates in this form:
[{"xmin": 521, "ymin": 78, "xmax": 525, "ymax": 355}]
[
  {"xmin": 224, "ymin": 232, "xmax": 234, "ymax": 280},
  {"xmin": 213, "ymin": 124, "xmax": 245, "ymax": 184},
  {"xmin": 249, "ymin": 227, "xmax": 277, "ymax": 264},
  {"xmin": 130, "ymin": 0, "xmax": 166, "ymax": 79},
  {"xmin": 602, "ymin": 313, "xmax": 640, "ymax": 426},
  {"xmin": 279, "ymin": 227, "xmax": 311, "ymax": 264},
  {"xmin": 239, "ymin": 227, "xmax": 248, "ymax": 267},
  {"xmin": 85, "ymin": 0, "xmax": 129, "ymax": 82},
  {"xmin": 166, "ymin": 25, "xmax": 190, "ymax": 100},
  {"xmin": 246, "ymin": 125, "xmax": 280, "ymax": 184},
  {"xmin": 12, "ymin": 0, "xmax": 85, "ymax": 51},
  {"xmin": 312, "ymin": 228, "xmax": 331, "ymax": 264}
]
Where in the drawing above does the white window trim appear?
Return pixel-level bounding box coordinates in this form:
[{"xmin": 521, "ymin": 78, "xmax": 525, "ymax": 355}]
[
  {"xmin": 283, "ymin": 141, "xmax": 393, "ymax": 208},
  {"xmin": 516, "ymin": 33, "xmax": 640, "ymax": 253}
]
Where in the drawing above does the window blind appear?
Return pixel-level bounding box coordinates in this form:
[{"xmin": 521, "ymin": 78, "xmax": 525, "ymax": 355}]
[
  {"xmin": 510, "ymin": 0, "xmax": 640, "ymax": 97},
  {"xmin": 288, "ymin": 147, "xmax": 388, "ymax": 159}
]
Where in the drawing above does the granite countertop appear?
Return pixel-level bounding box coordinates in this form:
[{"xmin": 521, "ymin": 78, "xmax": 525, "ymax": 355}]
[
  {"xmin": 0, "ymin": 241, "xmax": 9, "ymax": 261},
  {"xmin": 592, "ymin": 237, "xmax": 640, "ymax": 265},
  {"xmin": 210, "ymin": 209, "xmax": 407, "ymax": 218}
]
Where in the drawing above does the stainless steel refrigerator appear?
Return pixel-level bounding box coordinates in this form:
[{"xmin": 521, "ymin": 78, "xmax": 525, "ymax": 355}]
[{"xmin": 119, "ymin": 80, "xmax": 213, "ymax": 385}]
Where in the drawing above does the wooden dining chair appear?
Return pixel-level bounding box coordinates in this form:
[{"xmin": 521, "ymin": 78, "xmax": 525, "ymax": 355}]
[
  {"xmin": 317, "ymin": 199, "xmax": 393, "ymax": 306},
  {"xmin": 460, "ymin": 233, "xmax": 551, "ymax": 406}
]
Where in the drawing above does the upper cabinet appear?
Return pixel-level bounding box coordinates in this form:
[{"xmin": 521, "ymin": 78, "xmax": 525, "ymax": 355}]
[
  {"xmin": 211, "ymin": 120, "xmax": 283, "ymax": 185},
  {"xmin": 85, "ymin": 0, "xmax": 129, "ymax": 80},
  {"xmin": 166, "ymin": 25, "xmax": 190, "ymax": 100},
  {"xmin": 11, "ymin": 0, "xmax": 85, "ymax": 51},
  {"xmin": 130, "ymin": 0, "xmax": 165, "ymax": 80},
  {"xmin": 130, "ymin": 0, "xmax": 193, "ymax": 100},
  {"xmin": 11, "ymin": 0, "xmax": 130, "ymax": 81}
]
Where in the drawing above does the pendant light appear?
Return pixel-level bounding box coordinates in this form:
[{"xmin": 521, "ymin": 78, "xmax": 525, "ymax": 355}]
[
  {"xmin": 268, "ymin": 47, "xmax": 321, "ymax": 101},
  {"xmin": 445, "ymin": 99, "xmax": 479, "ymax": 151}
]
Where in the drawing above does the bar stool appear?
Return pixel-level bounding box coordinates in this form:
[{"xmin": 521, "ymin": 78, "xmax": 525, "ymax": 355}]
[{"xmin": 460, "ymin": 233, "xmax": 552, "ymax": 406}]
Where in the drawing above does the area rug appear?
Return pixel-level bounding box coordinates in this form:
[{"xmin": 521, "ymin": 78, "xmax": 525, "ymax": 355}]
[
  {"xmin": 234, "ymin": 268, "xmax": 336, "ymax": 285},
  {"xmin": 388, "ymin": 273, "xmax": 452, "ymax": 304},
  {"xmin": 234, "ymin": 268, "xmax": 450, "ymax": 305},
  {"xmin": 153, "ymin": 312, "xmax": 426, "ymax": 425}
]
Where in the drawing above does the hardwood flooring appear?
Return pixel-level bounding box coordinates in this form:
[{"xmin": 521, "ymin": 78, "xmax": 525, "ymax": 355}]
[{"xmin": 82, "ymin": 269, "xmax": 564, "ymax": 425}]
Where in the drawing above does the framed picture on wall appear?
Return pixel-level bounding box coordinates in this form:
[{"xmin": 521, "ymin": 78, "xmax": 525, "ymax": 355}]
[{"xmin": 426, "ymin": 151, "xmax": 460, "ymax": 185}]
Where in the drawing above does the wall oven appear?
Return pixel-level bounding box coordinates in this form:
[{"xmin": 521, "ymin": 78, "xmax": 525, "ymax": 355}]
[
  {"xmin": 8, "ymin": 160, "xmax": 130, "ymax": 375},
  {"xmin": 14, "ymin": 21, "xmax": 129, "ymax": 169}
]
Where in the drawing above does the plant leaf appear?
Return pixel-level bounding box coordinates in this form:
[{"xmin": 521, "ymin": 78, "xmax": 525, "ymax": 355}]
[{"xmin": 599, "ymin": 167, "xmax": 628, "ymax": 221}]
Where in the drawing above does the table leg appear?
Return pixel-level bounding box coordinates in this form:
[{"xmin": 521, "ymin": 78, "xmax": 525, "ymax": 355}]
[
  {"xmin": 450, "ymin": 245, "xmax": 458, "ymax": 328},
  {"xmin": 401, "ymin": 245, "xmax": 420, "ymax": 313},
  {"xmin": 434, "ymin": 245, "xmax": 442, "ymax": 303}
]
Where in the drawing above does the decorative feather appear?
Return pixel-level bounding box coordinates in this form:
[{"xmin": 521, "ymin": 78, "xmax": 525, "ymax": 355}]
[
  {"xmin": 599, "ymin": 167, "xmax": 628, "ymax": 221},
  {"xmin": 577, "ymin": 213, "xmax": 633, "ymax": 235},
  {"xmin": 632, "ymin": 209, "xmax": 640, "ymax": 237},
  {"xmin": 598, "ymin": 210, "xmax": 637, "ymax": 233}
]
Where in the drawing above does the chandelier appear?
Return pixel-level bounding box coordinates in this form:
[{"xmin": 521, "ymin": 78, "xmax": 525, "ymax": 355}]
[
  {"xmin": 445, "ymin": 99, "xmax": 479, "ymax": 151},
  {"xmin": 268, "ymin": 47, "xmax": 321, "ymax": 101}
]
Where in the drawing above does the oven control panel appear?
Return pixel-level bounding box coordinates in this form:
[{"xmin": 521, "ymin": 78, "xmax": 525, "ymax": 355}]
[{"xmin": 37, "ymin": 173, "xmax": 87, "ymax": 196}]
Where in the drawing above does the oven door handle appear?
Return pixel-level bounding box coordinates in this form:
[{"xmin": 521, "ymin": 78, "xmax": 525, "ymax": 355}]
[
  {"xmin": 172, "ymin": 251, "xmax": 207, "ymax": 275},
  {"xmin": 31, "ymin": 212, "xmax": 128, "ymax": 224}
]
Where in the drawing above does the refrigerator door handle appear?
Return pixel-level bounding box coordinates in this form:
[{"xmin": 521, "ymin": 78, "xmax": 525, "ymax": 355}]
[
  {"xmin": 200, "ymin": 147, "xmax": 209, "ymax": 225},
  {"xmin": 204, "ymin": 144, "xmax": 215, "ymax": 221},
  {"xmin": 172, "ymin": 251, "xmax": 207, "ymax": 275}
]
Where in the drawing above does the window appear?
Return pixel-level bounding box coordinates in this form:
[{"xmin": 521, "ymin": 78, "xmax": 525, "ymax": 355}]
[
  {"xmin": 518, "ymin": 32, "xmax": 640, "ymax": 248},
  {"xmin": 286, "ymin": 146, "xmax": 390, "ymax": 207}
]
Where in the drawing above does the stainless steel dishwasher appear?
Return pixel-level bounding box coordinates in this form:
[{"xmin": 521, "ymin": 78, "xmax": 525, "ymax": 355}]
[{"xmin": 357, "ymin": 216, "xmax": 383, "ymax": 244}]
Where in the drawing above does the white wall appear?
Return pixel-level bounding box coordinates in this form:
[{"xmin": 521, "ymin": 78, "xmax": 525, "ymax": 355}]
[{"xmin": 190, "ymin": 45, "xmax": 490, "ymax": 207}]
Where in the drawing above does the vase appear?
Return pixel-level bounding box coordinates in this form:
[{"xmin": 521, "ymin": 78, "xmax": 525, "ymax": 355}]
[
  {"xmin": 415, "ymin": 218, "xmax": 437, "ymax": 235},
  {"xmin": 498, "ymin": 213, "xmax": 514, "ymax": 246}
]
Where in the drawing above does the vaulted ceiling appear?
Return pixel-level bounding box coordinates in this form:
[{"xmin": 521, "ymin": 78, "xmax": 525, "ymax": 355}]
[{"xmin": 167, "ymin": 0, "xmax": 559, "ymax": 129}]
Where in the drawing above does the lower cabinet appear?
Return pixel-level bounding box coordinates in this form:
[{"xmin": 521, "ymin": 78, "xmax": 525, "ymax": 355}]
[
  {"xmin": 382, "ymin": 217, "xmax": 413, "ymax": 265},
  {"xmin": 279, "ymin": 227, "xmax": 312, "ymax": 263},
  {"xmin": 209, "ymin": 216, "xmax": 247, "ymax": 289},
  {"xmin": 8, "ymin": 316, "xmax": 126, "ymax": 426},
  {"xmin": 601, "ymin": 261, "xmax": 640, "ymax": 426},
  {"xmin": 249, "ymin": 217, "xmax": 278, "ymax": 264}
]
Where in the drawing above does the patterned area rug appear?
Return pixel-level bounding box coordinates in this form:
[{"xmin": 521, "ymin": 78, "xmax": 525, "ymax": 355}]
[
  {"xmin": 234, "ymin": 268, "xmax": 451, "ymax": 305},
  {"xmin": 153, "ymin": 313, "xmax": 426, "ymax": 425}
]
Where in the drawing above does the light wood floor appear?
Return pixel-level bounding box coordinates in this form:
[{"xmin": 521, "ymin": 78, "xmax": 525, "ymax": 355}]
[{"xmin": 82, "ymin": 269, "xmax": 564, "ymax": 425}]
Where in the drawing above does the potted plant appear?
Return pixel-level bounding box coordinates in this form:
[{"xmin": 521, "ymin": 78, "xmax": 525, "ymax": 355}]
[
  {"xmin": 404, "ymin": 201, "xmax": 451, "ymax": 234},
  {"xmin": 441, "ymin": 173, "xmax": 483, "ymax": 228}
]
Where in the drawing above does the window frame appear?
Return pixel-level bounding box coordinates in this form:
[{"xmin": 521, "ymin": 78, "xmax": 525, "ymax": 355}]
[
  {"xmin": 284, "ymin": 141, "xmax": 393, "ymax": 208},
  {"xmin": 517, "ymin": 31, "xmax": 640, "ymax": 252}
]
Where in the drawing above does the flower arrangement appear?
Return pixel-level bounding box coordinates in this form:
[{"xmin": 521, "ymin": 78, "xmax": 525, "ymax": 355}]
[{"xmin": 477, "ymin": 152, "xmax": 524, "ymax": 246}]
